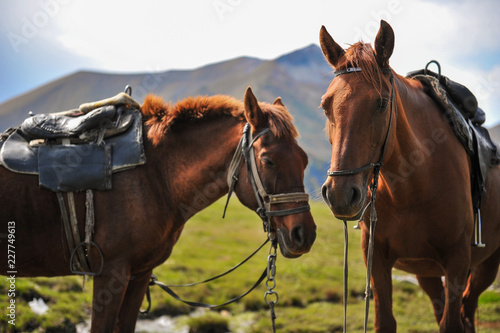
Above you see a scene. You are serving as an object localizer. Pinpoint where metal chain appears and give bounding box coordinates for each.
[264,242,279,333]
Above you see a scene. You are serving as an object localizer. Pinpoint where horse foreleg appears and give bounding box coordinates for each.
[115,270,153,332]
[416,275,444,324]
[363,232,396,333]
[440,249,470,333]
[91,266,131,332]
[462,249,500,333]
[371,261,396,332]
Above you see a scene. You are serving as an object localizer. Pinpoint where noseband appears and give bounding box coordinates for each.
[224,123,310,233]
[326,67,396,179]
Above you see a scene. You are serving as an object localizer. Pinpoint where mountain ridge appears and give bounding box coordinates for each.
[3,44,497,191]
[0,44,332,192]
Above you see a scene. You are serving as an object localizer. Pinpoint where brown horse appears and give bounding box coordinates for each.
[319,21,500,332]
[0,87,316,332]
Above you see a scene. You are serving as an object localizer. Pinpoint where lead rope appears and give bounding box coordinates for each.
[340,171,379,333]
[265,240,279,333]
[342,220,348,333]
[363,170,380,332]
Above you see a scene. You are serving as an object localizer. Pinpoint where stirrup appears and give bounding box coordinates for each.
[70,241,104,276]
[472,210,486,248]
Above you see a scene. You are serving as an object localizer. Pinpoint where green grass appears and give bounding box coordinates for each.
[1,199,499,332]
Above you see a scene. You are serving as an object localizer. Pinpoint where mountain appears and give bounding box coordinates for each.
[0,44,334,193]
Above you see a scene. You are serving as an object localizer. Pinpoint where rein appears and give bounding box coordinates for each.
[141,238,273,312]
[323,66,396,333]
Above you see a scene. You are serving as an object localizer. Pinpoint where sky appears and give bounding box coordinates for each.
[1,0,500,126]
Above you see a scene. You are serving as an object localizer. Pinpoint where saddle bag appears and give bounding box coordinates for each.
[38,143,112,192]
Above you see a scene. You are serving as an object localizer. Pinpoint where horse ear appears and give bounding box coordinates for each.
[273,97,285,107]
[244,87,266,129]
[319,25,345,68]
[374,20,395,68]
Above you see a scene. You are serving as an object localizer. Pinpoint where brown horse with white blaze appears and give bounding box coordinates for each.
[0,87,316,332]
[319,21,500,332]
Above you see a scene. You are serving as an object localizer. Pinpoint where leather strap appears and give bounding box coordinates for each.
[167,239,269,287]
[149,268,268,309]
[223,133,245,218]
[141,239,271,314]
[328,163,380,177]
[57,192,75,263]
[57,192,92,273]
[67,192,92,273]
[269,193,309,204]
[266,205,311,217]
[334,67,362,76]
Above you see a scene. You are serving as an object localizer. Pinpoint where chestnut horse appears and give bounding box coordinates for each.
[0,87,316,332]
[320,21,500,332]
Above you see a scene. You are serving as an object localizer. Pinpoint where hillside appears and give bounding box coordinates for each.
[0,44,334,192]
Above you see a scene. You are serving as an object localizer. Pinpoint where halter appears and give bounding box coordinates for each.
[323,66,397,333]
[224,123,310,234]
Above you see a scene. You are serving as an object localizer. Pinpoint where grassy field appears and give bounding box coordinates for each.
[1,199,499,332]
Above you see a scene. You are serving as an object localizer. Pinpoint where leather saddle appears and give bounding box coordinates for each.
[407,64,500,212]
[407,66,482,123]
[0,92,146,192]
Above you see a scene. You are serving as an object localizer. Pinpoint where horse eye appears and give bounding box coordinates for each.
[377,98,389,112]
[262,158,276,168]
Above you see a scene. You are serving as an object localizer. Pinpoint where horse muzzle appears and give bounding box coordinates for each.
[275,212,317,258]
[322,177,367,220]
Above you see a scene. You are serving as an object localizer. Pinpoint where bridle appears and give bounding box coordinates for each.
[326,67,396,183]
[224,122,311,235]
[322,66,397,333]
[223,122,310,332]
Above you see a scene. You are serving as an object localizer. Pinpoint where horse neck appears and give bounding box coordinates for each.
[145,117,244,222]
[379,74,456,201]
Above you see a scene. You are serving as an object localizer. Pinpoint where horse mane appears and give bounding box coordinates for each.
[141,94,298,145]
[337,42,391,92]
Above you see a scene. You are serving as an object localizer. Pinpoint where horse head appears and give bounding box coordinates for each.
[319,20,396,220]
[232,87,316,258]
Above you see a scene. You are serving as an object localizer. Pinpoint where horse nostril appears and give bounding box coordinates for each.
[350,186,362,208]
[321,184,333,209]
[291,226,304,246]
